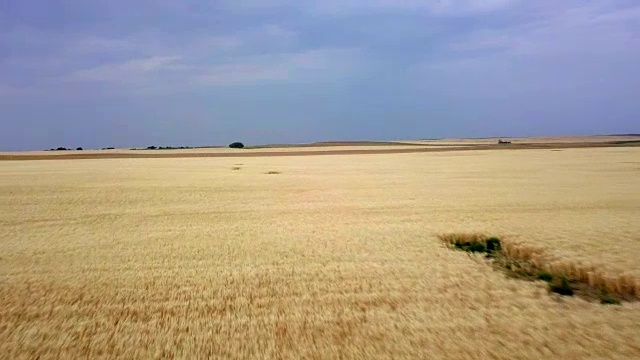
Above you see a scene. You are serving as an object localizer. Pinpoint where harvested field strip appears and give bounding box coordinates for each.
[247,141,426,148]
[2,141,640,161]
[439,233,640,304]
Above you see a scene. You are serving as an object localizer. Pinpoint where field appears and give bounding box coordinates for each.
[1,145,640,358]
[2,135,639,161]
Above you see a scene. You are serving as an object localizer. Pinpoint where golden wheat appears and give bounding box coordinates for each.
[1,147,640,359]
[438,233,640,299]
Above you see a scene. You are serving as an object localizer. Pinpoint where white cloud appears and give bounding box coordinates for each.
[68,37,138,55]
[3,19,318,96]
[446,2,640,58]
[197,36,244,51]
[263,24,296,39]
[68,56,185,83]
[449,31,512,52]
[591,6,640,23]
[194,48,361,86]
[0,83,28,97]
[426,0,518,15]
[195,63,289,85]
[226,0,518,15]
[412,0,640,105]
[61,47,361,93]
[8,0,637,99]
[63,24,292,61]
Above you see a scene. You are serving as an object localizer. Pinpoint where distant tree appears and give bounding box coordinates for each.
[56,147,68,151]
[146,146,157,150]
[229,142,245,149]
[76,147,83,151]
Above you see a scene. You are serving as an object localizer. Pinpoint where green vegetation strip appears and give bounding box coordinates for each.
[439,234,640,305]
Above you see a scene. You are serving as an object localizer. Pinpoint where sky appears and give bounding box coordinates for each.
[1,0,639,150]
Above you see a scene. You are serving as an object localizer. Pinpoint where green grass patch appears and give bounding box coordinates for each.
[537,272,553,282]
[438,233,637,305]
[445,234,501,256]
[600,292,621,305]
[549,276,574,296]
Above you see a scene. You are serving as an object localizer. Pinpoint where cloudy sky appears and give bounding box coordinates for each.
[1,0,639,150]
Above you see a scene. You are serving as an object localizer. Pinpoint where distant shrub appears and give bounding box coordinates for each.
[485,237,501,252]
[549,276,574,296]
[146,146,157,150]
[440,232,634,304]
[600,293,621,305]
[159,146,190,150]
[229,142,245,149]
[537,272,553,282]
[76,147,83,151]
[444,234,501,255]
[55,147,68,151]
[465,242,487,253]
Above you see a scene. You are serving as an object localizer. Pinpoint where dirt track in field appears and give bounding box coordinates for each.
[1,141,639,161]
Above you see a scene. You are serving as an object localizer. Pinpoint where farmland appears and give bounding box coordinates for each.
[1,145,640,358]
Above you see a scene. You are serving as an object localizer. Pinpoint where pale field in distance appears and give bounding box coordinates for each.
[404,134,640,145]
[1,147,640,359]
[0,144,428,157]
[5,134,638,158]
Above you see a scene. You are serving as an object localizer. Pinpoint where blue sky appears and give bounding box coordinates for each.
[1,0,639,150]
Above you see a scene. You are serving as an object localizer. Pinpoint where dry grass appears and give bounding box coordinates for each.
[1,147,640,358]
[2,135,639,161]
[439,233,640,302]
[404,134,640,146]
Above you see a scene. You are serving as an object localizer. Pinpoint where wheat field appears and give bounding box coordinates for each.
[1,147,640,359]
